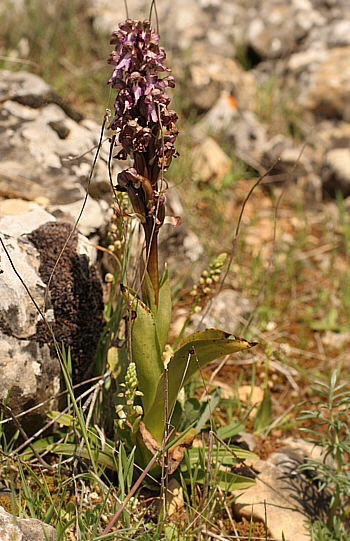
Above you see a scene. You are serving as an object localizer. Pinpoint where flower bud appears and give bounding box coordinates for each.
[135,405,143,416]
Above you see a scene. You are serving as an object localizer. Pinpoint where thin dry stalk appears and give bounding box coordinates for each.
[101,438,169,535]
[0,55,40,68]
[161,364,169,518]
[217,486,241,541]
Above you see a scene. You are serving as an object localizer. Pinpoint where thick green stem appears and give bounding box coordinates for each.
[144,222,159,306]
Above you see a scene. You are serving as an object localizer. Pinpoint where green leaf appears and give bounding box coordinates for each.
[121,285,164,416]
[195,387,221,432]
[25,442,118,471]
[46,411,74,427]
[183,446,259,465]
[155,265,172,354]
[141,268,157,315]
[176,398,201,432]
[107,346,122,380]
[180,443,257,491]
[180,465,255,491]
[308,308,346,332]
[217,421,245,440]
[144,329,257,443]
[253,390,273,434]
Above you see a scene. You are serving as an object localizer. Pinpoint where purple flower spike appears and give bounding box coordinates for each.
[108,20,180,305]
[107,19,178,186]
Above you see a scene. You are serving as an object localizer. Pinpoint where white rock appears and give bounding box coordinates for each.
[0,505,57,541]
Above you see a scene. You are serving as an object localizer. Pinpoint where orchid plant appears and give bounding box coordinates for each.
[106,19,256,466]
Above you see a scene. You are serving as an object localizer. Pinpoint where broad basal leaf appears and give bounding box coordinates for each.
[143,329,257,443]
[121,285,163,415]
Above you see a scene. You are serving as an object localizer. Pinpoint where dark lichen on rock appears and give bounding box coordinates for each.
[28,221,104,383]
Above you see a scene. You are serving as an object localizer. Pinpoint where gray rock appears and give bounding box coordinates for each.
[322,147,350,198]
[0,505,57,541]
[191,289,252,333]
[0,69,82,121]
[0,205,104,436]
[0,69,122,209]
[49,196,112,237]
[190,133,231,187]
[289,46,350,121]
[233,437,330,541]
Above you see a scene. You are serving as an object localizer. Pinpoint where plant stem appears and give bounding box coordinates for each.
[144,224,159,306]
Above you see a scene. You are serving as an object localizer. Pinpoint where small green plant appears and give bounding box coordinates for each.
[298,370,350,539]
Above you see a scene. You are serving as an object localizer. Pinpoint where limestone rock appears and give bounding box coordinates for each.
[173,289,252,338]
[233,437,330,541]
[0,70,82,121]
[191,136,231,187]
[49,196,112,237]
[0,69,122,208]
[0,205,103,436]
[247,2,326,60]
[321,147,350,198]
[294,47,350,121]
[0,505,57,541]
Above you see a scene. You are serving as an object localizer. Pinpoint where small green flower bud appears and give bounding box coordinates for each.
[212,253,227,268]
[202,270,209,277]
[135,390,144,396]
[212,275,220,282]
[115,404,124,414]
[105,273,114,283]
[110,223,117,232]
[199,277,205,284]
[206,277,213,285]
[125,362,137,385]
[203,287,211,294]
[194,305,202,313]
[126,399,133,406]
[190,289,197,296]
[135,405,143,416]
